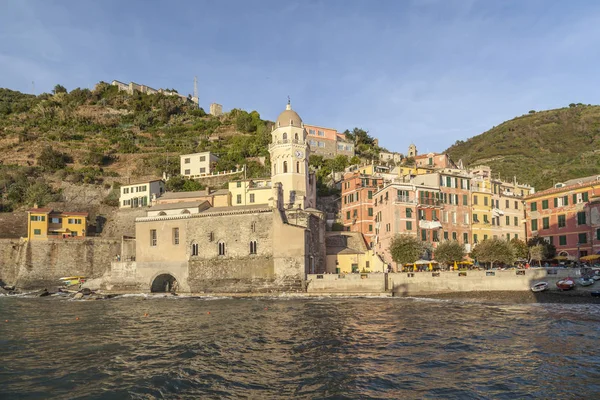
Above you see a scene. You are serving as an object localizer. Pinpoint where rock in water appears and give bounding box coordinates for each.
[80,288,92,296]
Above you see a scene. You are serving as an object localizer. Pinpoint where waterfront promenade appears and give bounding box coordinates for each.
[306,268,596,296]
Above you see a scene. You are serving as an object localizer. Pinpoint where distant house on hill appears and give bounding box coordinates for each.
[180,152,220,178]
[303,124,355,159]
[120,179,165,208]
[27,208,88,240]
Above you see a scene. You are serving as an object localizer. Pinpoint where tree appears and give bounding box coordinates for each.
[529,244,546,267]
[403,156,415,166]
[309,155,325,169]
[434,240,466,267]
[165,175,204,192]
[24,181,57,207]
[510,238,529,260]
[330,155,349,172]
[53,84,67,94]
[389,234,423,265]
[470,238,516,268]
[349,155,361,165]
[527,237,556,259]
[37,146,70,170]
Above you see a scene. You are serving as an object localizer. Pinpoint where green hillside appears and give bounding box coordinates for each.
[445,104,600,190]
[0,83,275,210]
[0,83,371,211]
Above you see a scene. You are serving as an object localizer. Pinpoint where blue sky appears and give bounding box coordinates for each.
[2,0,600,153]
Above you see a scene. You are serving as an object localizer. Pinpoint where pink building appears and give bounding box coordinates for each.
[304,124,354,159]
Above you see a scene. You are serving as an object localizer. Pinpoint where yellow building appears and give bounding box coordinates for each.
[228,179,273,206]
[324,232,385,273]
[471,177,493,244]
[27,208,88,241]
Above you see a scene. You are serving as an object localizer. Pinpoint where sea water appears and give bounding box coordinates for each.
[1,296,599,399]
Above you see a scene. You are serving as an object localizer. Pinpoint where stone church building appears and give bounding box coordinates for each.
[104,102,326,293]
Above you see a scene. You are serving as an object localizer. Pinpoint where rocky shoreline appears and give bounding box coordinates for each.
[3,283,600,304]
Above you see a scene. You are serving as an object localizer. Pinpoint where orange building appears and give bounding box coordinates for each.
[340,171,383,246]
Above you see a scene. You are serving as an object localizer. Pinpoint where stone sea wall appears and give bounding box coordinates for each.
[307,269,579,295]
[0,238,120,289]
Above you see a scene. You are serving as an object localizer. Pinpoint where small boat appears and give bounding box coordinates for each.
[578,277,594,286]
[591,291,600,298]
[531,282,549,292]
[59,276,86,287]
[556,277,575,291]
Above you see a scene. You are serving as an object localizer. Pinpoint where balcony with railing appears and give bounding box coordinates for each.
[268,139,306,149]
[394,196,417,204]
[418,198,443,207]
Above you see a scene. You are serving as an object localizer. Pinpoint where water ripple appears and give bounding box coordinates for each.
[0,297,599,399]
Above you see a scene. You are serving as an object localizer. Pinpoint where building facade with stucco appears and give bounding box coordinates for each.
[101,102,326,293]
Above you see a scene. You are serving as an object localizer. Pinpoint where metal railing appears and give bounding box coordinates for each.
[394,196,417,204]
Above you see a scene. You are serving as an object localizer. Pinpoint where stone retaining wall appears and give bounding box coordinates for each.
[0,238,120,289]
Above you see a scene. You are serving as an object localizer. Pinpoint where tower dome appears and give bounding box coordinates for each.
[276,101,302,128]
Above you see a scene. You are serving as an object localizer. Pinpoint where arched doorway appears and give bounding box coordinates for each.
[151,274,177,293]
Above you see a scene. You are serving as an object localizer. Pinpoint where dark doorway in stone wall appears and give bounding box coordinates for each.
[151,274,177,293]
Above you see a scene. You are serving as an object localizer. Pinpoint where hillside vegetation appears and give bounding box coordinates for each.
[0,83,275,210]
[0,83,380,211]
[446,104,600,190]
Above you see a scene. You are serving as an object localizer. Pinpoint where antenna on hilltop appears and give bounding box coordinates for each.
[32,81,35,95]
[193,76,199,108]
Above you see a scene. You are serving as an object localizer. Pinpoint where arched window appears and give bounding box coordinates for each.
[181,209,190,214]
[283,161,288,173]
[191,242,199,256]
[249,240,257,255]
[158,211,167,216]
[294,132,299,140]
[296,162,300,173]
[282,132,287,140]
[218,241,226,256]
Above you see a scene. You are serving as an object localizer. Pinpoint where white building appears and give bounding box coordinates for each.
[120,179,165,208]
[180,152,220,178]
[379,151,403,164]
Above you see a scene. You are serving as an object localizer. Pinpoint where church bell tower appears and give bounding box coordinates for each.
[268,100,310,209]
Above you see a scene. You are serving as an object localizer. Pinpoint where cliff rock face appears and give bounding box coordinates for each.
[0,238,120,289]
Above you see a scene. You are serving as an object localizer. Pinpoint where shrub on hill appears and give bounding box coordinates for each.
[37,147,72,171]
